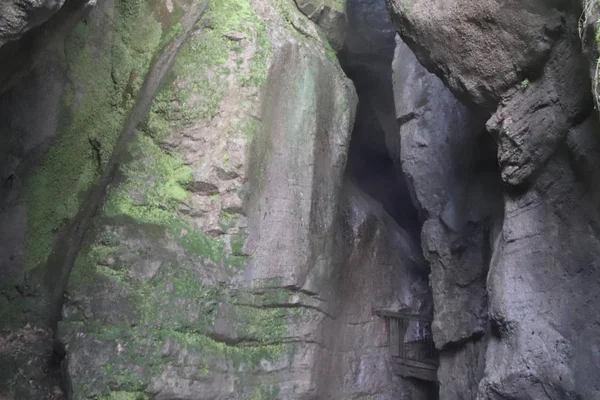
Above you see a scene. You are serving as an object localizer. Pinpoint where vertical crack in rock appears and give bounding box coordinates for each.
[314,0,437,398]
[390,30,504,400]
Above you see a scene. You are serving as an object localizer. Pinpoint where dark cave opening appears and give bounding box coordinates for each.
[339,0,422,244]
[335,0,438,396]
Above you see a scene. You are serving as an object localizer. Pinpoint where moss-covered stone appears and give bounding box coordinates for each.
[59,0,296,398]
[22,0,176,271]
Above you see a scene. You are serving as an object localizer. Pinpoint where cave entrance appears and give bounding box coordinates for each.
[337,0,438,391]
[339,0,422,241]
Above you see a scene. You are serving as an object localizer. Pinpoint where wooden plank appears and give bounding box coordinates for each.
[392,357,438,369]
[393,362,437,382]
[390,318,400,357]
[374,309,432,322]
[398,318,405,358]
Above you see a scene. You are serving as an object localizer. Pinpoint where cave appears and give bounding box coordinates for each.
[341,0,422,241]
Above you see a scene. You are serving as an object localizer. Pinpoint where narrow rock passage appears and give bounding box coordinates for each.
[323,0,438,397]
[340,0,422,242]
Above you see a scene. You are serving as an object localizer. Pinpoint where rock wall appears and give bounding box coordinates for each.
[392,35,502,399]
[5,0,600,398]
[0,0,436,398]
[315,181,433,400]
[387,0,600,398]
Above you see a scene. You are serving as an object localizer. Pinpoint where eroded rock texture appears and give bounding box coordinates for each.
[392,35,501,399]
[293,0,347,52]
[387,0,600,398]
[0,0,67,46]
[316,181,433,400]
[0,0,438,398]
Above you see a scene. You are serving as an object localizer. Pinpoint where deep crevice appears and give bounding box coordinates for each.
[334,0,437,395]
[339,0,422,243]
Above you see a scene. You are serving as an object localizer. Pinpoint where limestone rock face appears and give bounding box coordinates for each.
[2,0,438,397]
[316,181,433,400]
[53,0,358,398]
[386,0,578,110]
[294,0,347,51]
[388,0,600,398]
[0,0,66,46]
[392,35,501,399]
[481,119,600,399]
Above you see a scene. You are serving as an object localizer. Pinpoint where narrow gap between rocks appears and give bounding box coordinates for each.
[339,0,422,242]
[335,0,437,395]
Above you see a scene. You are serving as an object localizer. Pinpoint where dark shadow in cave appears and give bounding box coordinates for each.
[338,0,422,243]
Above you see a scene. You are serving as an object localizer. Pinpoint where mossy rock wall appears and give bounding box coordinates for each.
[48,0,357,399]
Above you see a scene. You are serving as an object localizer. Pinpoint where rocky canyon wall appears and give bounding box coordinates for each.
[387,0,600,398]
[0,0,434,399]
[3,0,600,399]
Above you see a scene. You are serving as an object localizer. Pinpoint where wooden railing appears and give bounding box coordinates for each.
[375,309,438,382]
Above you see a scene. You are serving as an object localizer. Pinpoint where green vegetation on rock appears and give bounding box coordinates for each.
[22,0,174,271]
[59,1,294,397]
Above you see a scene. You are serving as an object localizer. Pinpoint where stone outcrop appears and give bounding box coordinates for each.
[392,34,501,399]
[0,0,96,94]
[387,0,600,398]
[0,0,78,47]
[0,0,436,398]
[293,0,347,52]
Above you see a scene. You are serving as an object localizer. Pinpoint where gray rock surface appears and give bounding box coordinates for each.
[388,0,600,398]
[294,0,347,51]
[0,0,65,46]
[581,0,600,110]
[386,0,578,111]
[3,0,600,398]
[481,117,600,399]
[316,181,433,400]
[392,35,501,399]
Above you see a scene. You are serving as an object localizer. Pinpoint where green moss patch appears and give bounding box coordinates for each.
[22,0,182,271]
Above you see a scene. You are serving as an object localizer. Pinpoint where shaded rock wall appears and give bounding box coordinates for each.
[387,0,600,398]
[391,35,502,399]
[293,0,347,52]
[316,181,433,400]
[0,0,80,47]
[341,0,421,238]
